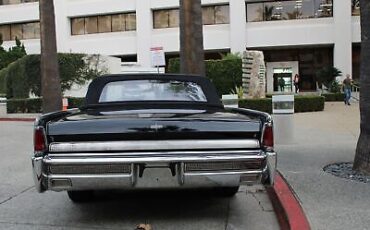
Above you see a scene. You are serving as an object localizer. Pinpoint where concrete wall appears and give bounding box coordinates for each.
[0,0,361,80]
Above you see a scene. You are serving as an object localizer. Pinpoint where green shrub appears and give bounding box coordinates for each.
[7,98,42,113]
[294,96,325,112]
[322,93,345,102]
[238,95,325,114]
[239,98,272,114]
[3,54,103,99]
[168,57,242,96]
[67,97,86,108]
[6,97,85,113]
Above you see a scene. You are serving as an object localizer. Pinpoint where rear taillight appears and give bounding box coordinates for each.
[262,125,274,150]
[34,126,46,152]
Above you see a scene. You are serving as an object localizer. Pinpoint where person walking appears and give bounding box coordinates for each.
[294,74,300,93]
[278,77,285,92]
[343,74,352,106]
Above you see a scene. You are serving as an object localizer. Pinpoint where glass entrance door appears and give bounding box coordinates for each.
[273,68,293,93]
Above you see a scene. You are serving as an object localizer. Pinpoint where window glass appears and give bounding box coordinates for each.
[10,24,22,40]
[98,15,112,33]
[85,16,98,34]
[125,13,136,31]
[112,14,125,32]
[168,9,179,28]
[154,10,169,29]
[99,80,207,103]
[246,0,333,22]
[215,5,229,24]
[71,18,85,35]
[0,25,11,41]
[22,22,37,39]
[247,3,263,22]
[202,6,215,25]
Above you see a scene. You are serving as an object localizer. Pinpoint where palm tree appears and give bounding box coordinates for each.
[179,0,205,76]
[353,1,370,174]
[39,0,62,113]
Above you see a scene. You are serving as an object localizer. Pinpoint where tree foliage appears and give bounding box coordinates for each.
[0,36,27,71]
[0,54,105,98]
[316,66,342,92]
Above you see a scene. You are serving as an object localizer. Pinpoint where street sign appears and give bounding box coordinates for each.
[150,47,166,67]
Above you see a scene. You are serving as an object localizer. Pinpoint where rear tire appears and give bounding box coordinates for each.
[67,190,94,203]
[217,186,240,197]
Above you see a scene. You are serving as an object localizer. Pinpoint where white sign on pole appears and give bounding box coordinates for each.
[150,47,166,67]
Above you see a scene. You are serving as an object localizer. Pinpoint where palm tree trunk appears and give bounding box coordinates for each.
[179,0,205,76]
[39,0,62,113]
[353,0,370,174]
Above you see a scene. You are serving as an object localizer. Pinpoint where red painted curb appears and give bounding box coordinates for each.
[0,118,36,122]
[267,171,311,230]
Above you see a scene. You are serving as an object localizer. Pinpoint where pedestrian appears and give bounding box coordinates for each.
[294,74,300,93]
[278,78,285,92]
[343,74,352,106]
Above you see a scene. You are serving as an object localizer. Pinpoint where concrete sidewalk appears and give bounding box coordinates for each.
[276,102,369,230]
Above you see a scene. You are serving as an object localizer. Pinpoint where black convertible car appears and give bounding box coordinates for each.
[32,74,276,202]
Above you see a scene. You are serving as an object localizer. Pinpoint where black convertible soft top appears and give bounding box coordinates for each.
[84,74,223,109]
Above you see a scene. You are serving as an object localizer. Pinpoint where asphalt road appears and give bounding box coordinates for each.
[0,121,278,230]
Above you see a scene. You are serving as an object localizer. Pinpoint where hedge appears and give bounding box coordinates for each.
[238,98,272,114]
[6,97,85,113]
[168,58,242,96]
[6,95,325,114]
[239,95,325,114]
[0,54,102,98]
[322,93,345,102]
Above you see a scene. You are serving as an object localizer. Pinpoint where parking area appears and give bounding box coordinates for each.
[0,121,279,230]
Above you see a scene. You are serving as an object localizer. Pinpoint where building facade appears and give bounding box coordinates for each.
[0,0,362,93]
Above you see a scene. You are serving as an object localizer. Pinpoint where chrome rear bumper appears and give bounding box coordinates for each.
[32,150,276,192]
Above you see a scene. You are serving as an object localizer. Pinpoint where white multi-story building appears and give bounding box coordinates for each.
[0,0,361,93]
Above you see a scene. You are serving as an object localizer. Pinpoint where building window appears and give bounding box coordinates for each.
[203,5,230,25]
[0,0,38,5]
[71,12,136,36]
[352,0,360,16]
[153,5,229,29]
[246,0,333,22]
[153,9,179,29]
[0,21,40,41]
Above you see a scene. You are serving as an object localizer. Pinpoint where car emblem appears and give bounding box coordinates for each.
[150,124,163,131]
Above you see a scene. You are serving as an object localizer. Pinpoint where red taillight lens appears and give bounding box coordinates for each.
[262,125,274,149]
[34,127,46,152]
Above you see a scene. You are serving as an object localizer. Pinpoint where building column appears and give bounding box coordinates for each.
[229,0,247,54]
[333,0,352,80]
[136,2,152,69]
[53,0,68,53]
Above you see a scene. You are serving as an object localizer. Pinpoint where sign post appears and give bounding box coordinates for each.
[150,47,166,73]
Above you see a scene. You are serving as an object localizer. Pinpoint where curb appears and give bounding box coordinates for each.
[266,171,311,230]
[0,118,36,122]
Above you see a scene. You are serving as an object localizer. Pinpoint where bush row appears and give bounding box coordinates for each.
[239,95,325,113]
[322,93,345,102]
[6,97,85,113]
[168,58,242,96]
[7,95,325,114]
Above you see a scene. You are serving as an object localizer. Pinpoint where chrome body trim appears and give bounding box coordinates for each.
[32,150,276,192]
[49,139,260,153]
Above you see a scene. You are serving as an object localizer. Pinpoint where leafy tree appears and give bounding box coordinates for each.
[353,0,370,175]
[0,36,27,70]
[316,66,342,92]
